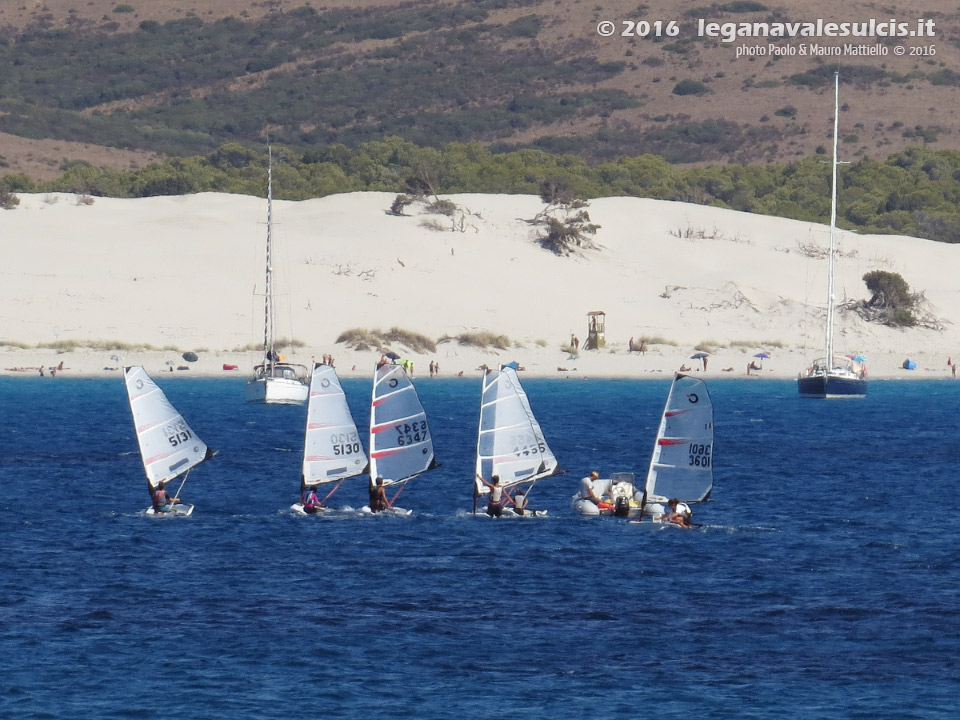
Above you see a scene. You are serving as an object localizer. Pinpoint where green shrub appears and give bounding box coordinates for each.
[672,79,711,96]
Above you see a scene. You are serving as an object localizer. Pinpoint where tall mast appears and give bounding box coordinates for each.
[824,72,840,364]
[263,146,275,373]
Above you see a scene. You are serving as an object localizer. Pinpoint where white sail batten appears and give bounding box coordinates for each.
[302,363,368,486]
[369,363,436,486]
[124,366,211,490]
[475,367,559,492]
[644,373,713,504]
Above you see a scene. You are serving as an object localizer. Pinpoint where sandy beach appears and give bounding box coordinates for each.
[2,190,958,381]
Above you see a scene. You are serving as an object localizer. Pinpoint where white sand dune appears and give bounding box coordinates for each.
[2,191,958,380]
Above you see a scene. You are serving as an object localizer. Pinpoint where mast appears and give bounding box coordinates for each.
[262,146,275,375]
[824,72,840,365]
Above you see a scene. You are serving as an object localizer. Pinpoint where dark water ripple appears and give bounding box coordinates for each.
[1,376,958,718]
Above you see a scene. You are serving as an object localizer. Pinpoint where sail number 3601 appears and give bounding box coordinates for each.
[396,421,428,446]
[688,443,712,467]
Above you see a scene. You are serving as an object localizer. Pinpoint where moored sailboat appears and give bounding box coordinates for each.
[245,147,308,405]
[474,364,562,516]
[123,366,215,515]
[797,72,867,398]
[292,362,368,514]
[367,361,437,514]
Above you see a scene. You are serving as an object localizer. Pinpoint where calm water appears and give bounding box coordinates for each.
[0,375,957,719]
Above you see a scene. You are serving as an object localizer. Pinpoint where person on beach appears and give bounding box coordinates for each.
[151,480,179,513]
[663,498,693,528]
[369,477,389,513]
[579,471,602,506]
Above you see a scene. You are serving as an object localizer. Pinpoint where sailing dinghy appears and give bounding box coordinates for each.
[366,362,437,514]
[124,366,215,516]
[474,365,562,517]
[292,362,368,514]
[245,147,309,405]
[635,373,714,526]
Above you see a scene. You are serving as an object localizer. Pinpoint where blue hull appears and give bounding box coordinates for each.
[797,375,867,398]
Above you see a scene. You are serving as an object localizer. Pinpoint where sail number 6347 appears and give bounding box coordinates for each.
[396,421,428,446]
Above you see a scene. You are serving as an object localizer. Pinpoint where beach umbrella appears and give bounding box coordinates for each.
[853,354,866,362]
[753,352,770,368]
[690,351,709,370]
[385,351,401,360]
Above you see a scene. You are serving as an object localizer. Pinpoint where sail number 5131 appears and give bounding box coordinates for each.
[165,420,193,448]
[688,443,712,467]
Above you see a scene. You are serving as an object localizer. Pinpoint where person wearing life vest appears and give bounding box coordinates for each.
[300,480,323,514]
[514,488,529,516]
[151,480,178,513]
[664,498,693,528]
[485,475,505,518]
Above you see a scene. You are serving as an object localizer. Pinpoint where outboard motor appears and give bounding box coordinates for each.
[614,495,631,517]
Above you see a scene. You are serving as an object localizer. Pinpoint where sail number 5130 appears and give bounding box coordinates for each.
[688,443,712,467]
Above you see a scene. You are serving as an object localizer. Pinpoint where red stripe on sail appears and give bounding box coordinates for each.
[371,449,403,458]
[144,451,174,465]
[664,410,688,417]
[658,438,688,445]
[370,424,394,434]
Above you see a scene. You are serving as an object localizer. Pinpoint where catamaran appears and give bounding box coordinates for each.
[367,361,437,514]
[473,364,562,516]
[636,373,714,524]
[123,366,215,516]
[245,147,308,405]
[292,362,369,514]
[797,72,867,398]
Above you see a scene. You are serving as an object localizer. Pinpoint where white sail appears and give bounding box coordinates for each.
[124,366,212,490]
[475,366,559,493]
[369,363,436,487]
[644,373,713,504]
[303,363,368,485]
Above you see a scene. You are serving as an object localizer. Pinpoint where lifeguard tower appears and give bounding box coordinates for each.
[585,311,606,350]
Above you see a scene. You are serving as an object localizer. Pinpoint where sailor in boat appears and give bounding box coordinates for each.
[151,480,180,514]
[369,476,389,514]
[513,488,528,516]
[485,475,505,518]
[300,481,324,514]
[663,498,693,528]
[579,471,602,507]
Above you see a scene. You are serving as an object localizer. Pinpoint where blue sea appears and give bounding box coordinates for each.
[1,375,957,719]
